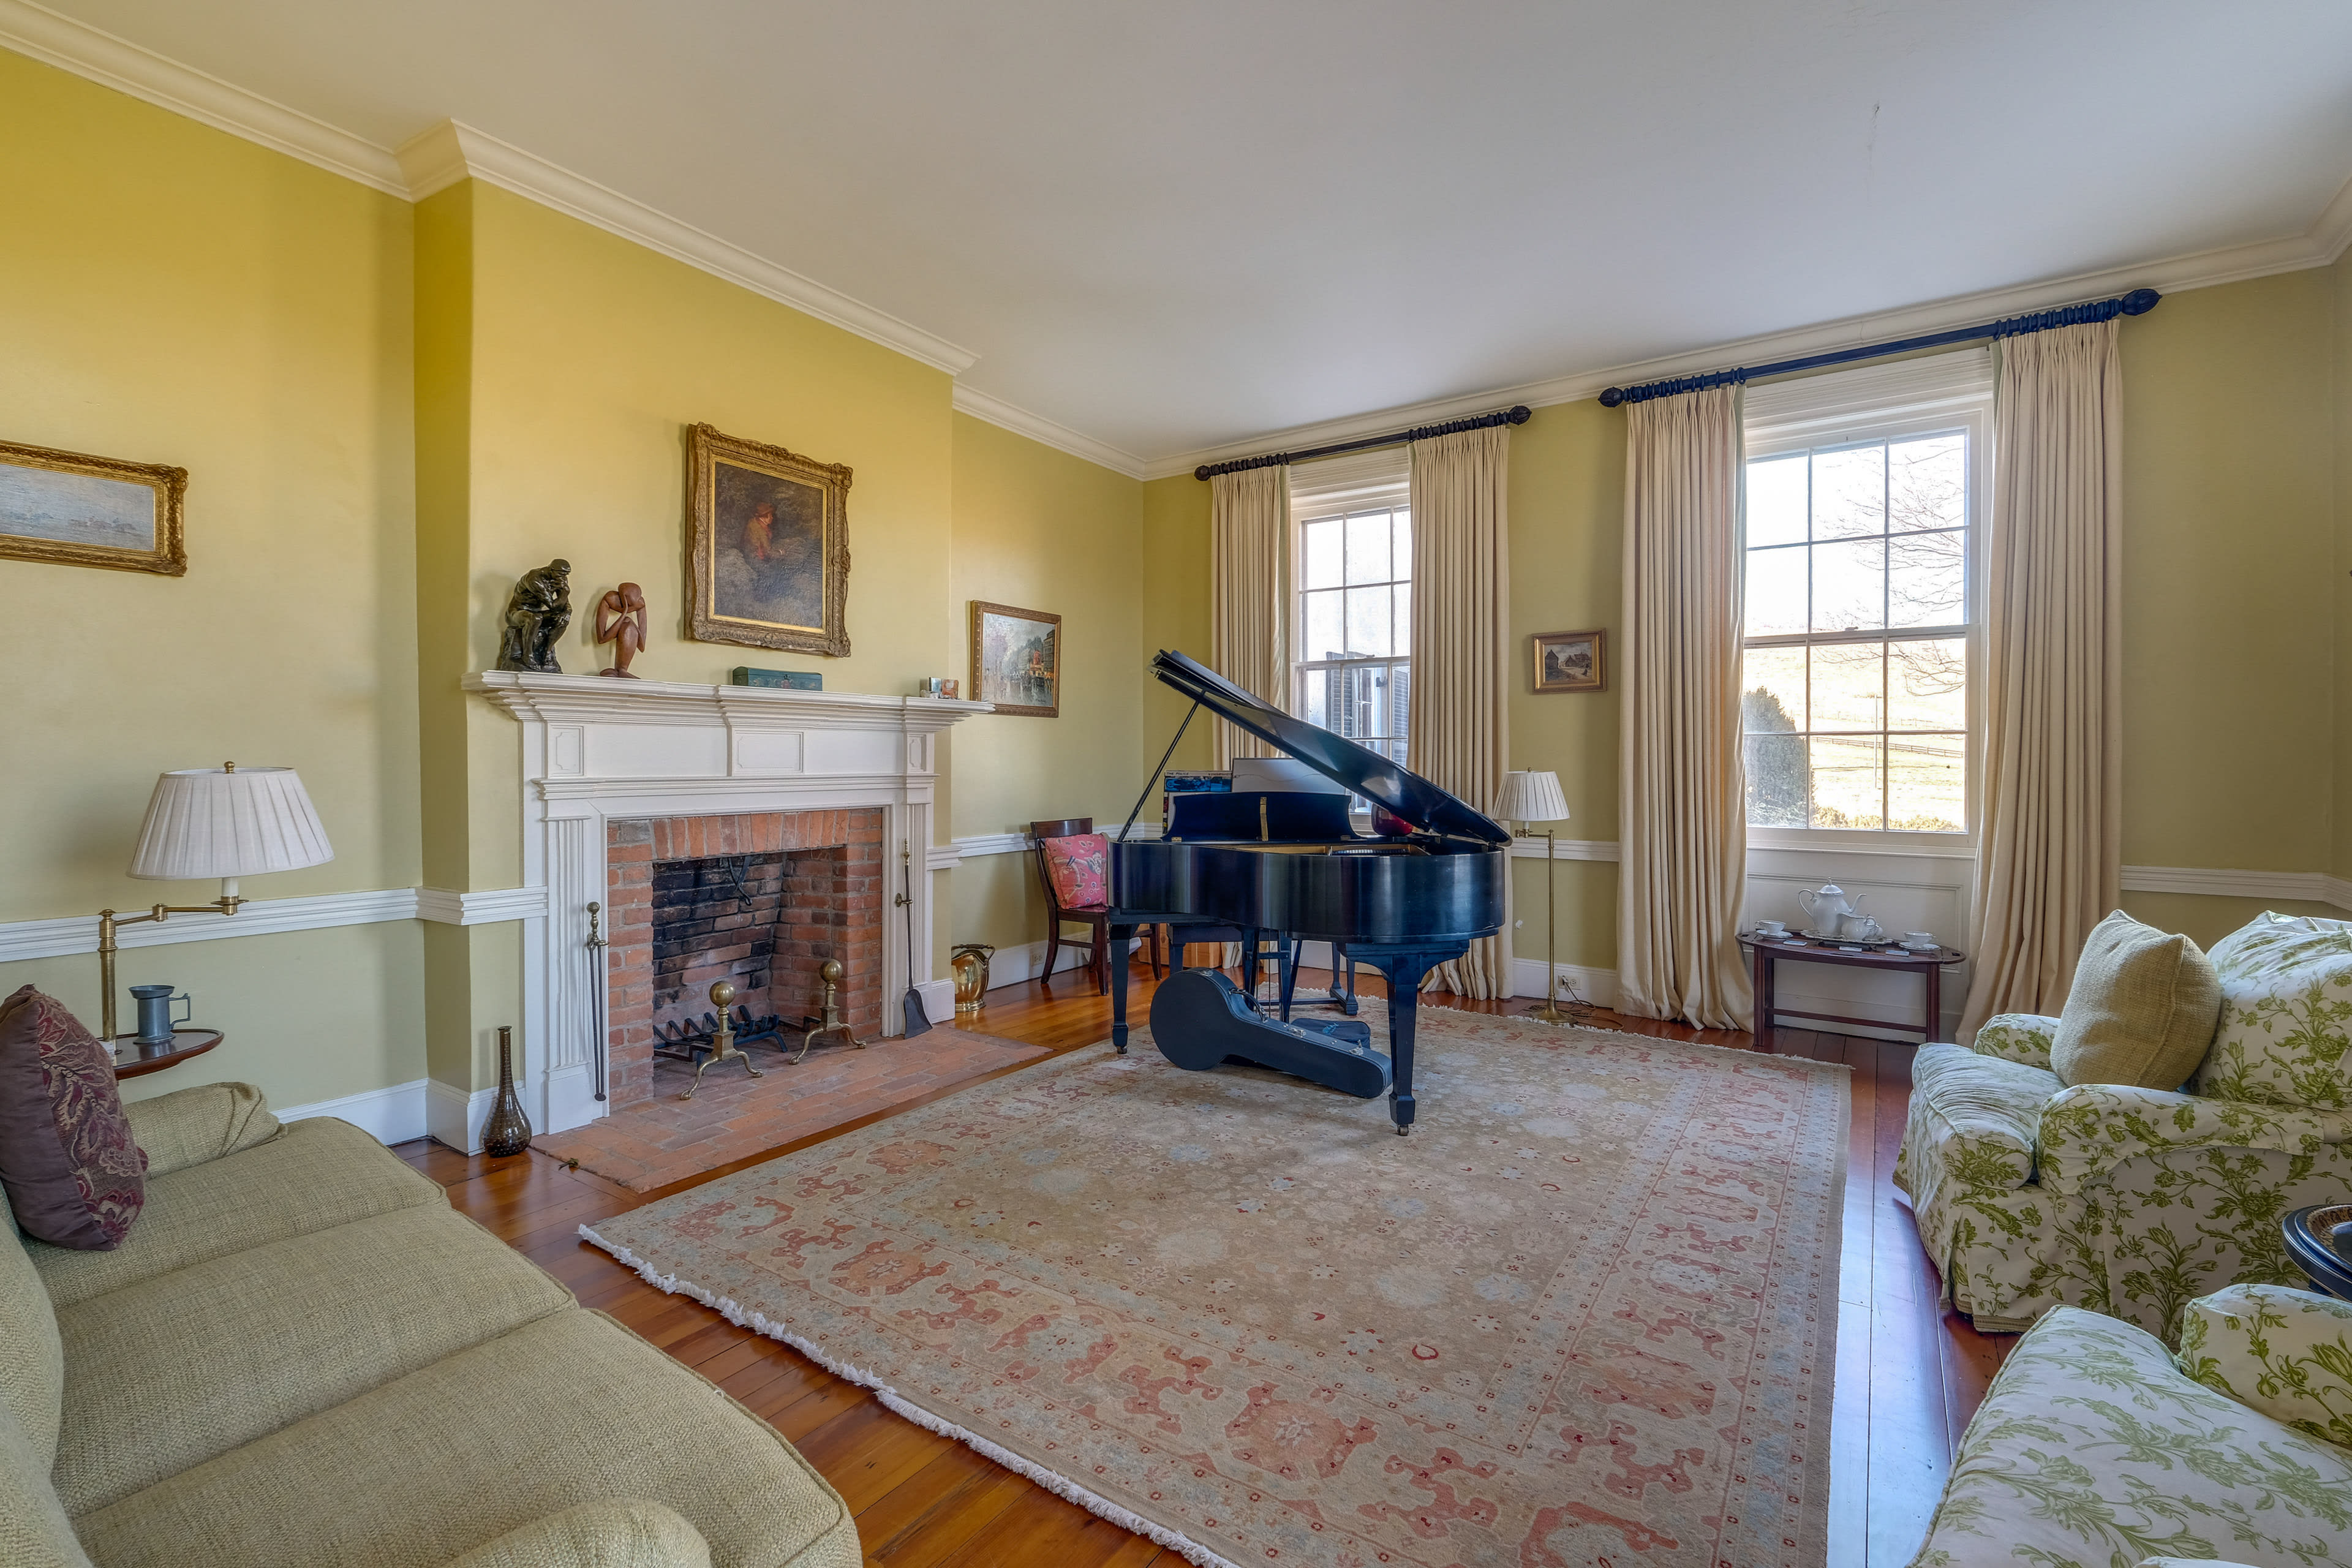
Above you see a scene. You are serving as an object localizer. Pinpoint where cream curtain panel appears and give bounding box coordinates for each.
[1407,425,1512,1000]
[1209,466,1290,767]
[1959,320,2125,1039]
[1617,386,1752,1030]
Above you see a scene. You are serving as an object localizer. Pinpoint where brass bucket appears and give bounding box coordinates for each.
[950,943,995,1014]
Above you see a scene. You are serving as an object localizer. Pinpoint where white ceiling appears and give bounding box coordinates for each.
[19,0,2352,469]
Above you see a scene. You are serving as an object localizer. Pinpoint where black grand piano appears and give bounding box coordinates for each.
[1102,650,1509,1134]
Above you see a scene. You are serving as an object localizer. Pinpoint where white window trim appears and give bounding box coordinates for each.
[1741,349,1995,853]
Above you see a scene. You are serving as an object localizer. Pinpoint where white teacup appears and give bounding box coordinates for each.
[1902,930,1936,948]
[1755,919,1788,938]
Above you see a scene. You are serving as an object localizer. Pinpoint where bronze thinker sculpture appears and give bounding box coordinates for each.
[596,581,647,678]
[497,559,572,673]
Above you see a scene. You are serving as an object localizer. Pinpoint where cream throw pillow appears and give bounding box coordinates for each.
[2050,911,2222,1089]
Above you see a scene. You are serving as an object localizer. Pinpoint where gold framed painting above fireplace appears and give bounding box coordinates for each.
[685,421,851,657]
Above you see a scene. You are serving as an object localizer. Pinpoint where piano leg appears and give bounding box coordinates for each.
[1363,951,1444,1136]
[1107,922,1136,1055]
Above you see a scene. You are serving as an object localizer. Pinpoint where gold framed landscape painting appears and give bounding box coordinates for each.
[0,437,186,576]
[686,422,852,657]
[970,601,1060,717]
[1532,628,1605,692]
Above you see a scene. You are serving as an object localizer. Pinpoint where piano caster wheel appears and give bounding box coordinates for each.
[1395,1125,1409,1136]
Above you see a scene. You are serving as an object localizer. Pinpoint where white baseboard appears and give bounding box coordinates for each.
[1508,957,1621,1011]
[914,978,955,1023]
[278,1078,429,1145]
[426,1079,498,1154]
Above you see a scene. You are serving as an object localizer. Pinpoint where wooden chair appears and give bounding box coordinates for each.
[1028,818,1164,993]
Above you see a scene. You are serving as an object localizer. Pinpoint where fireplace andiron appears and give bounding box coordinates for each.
[794,959,865,1065]
[678,980,764,1099]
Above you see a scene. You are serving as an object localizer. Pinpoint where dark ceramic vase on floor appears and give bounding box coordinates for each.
[481,1024,533,1157]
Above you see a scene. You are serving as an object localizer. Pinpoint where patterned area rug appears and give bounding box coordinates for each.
[537,1025,1047,1191]
[584,1006,1849,1567]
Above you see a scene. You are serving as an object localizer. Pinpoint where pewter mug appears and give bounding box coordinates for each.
[128,984,192,1046]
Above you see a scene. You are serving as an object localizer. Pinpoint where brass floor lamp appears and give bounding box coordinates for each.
[1492,770,1574,1025]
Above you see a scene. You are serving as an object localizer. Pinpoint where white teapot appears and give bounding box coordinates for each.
[1797,883,1861,930]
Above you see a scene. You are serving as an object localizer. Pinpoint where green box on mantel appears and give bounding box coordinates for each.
[731,666,822,690]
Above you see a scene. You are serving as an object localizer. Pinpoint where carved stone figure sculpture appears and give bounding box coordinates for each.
[497,559,572,674]
[597,581,647,678]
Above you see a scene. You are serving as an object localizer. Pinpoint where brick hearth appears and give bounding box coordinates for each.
[603,809,883,1107]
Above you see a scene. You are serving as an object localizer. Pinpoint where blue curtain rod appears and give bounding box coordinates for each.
[1596,286,2161,409]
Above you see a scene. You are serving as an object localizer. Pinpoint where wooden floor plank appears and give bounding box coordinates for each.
[401,962,2010,1568]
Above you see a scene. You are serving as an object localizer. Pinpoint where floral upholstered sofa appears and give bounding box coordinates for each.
[1894,913,2352,1336]
[1909,1283,2352,1568]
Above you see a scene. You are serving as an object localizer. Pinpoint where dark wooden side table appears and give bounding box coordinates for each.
[1740,935,1966,1046]
[110,1028,222,1079]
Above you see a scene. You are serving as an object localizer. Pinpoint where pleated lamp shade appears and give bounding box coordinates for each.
[1491,769,1570,825]
[127,766,334,885]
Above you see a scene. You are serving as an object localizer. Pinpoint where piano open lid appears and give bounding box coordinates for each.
[1148,649,1510,847]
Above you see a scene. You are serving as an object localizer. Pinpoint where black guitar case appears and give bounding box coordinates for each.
[1147,968,1390,1099]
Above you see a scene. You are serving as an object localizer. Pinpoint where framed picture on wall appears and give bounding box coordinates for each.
[0,437,186,576]
[1532,628,1606,692]
[686,422,853,657]
[970,601,1061,717]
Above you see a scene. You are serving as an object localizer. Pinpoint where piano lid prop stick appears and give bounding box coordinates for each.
[1116,696,1202,843]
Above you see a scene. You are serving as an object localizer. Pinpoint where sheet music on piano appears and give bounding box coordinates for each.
[1100,650,1509,1134]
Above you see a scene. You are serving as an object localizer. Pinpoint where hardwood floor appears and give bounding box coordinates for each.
[396,963,2006,1567]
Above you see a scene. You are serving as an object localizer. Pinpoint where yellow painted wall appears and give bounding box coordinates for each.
[1139,475,1215,777]
[0,52,424,1106]
[2334,245,2352,882]
[947,413,1145,952]
[2117,271,2338,874]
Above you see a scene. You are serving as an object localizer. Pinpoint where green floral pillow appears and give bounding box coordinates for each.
[2196,913,2352,1109]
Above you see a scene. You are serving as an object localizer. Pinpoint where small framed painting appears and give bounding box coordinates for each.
[687,422,852,657]
[0,437,186,576]
[1532,628,1605,692]
[971,601,1061,717]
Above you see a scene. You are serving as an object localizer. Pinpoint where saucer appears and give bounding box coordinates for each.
[1900,941,1939,952]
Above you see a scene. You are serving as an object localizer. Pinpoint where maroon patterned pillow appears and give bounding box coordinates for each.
[0,986,145,1249]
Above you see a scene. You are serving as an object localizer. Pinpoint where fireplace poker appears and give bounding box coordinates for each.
[586,900,608,1101]
[898,842,932,1038]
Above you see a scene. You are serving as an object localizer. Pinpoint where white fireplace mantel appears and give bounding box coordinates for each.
[462,670,992,1146]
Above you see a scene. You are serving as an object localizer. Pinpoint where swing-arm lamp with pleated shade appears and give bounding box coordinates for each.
[96,764,333,1041]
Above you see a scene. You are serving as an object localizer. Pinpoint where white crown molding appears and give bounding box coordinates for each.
[952,384,1145,480]
[7,6,2348,481]
[1139,171,2352,481]
[395,120,978,377]
[0,0,407,192]
[413,885,549,926]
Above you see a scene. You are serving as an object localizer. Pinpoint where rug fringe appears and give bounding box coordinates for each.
[577,1223,1242,1568]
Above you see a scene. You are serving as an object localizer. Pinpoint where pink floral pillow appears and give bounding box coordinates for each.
[0,985,146,1249]
[1040,833,1110,910]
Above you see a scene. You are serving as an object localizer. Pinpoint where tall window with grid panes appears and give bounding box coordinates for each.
[1294,487,1411,772]
[1741,360,1988,839]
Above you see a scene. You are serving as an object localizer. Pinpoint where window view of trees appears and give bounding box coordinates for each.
[1741,432,1969,832]
[1297,504,1411,771]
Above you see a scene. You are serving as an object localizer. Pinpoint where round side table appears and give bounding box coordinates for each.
[110,1028,223,1079]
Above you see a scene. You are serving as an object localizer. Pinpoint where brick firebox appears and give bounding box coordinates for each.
[603,809,884,1107]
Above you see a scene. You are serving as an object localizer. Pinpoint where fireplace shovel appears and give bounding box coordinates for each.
[898,843,932,1038]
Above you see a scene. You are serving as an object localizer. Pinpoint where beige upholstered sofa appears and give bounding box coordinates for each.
[2,1082,858,1568]
[1909,1283,2352,1568]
